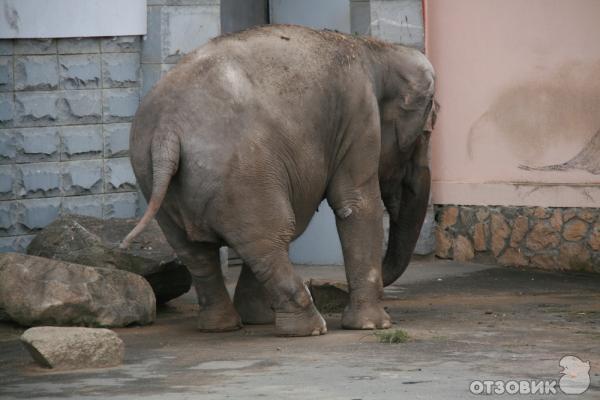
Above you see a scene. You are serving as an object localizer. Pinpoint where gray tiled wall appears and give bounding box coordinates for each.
[142,0,220,96]
[0,1,224,253]
[0,37,143,252]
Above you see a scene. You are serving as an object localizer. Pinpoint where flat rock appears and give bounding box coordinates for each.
[27,215,191,304]
[0,253,155,327]
[307,279,349,314]
[21,326,124,370]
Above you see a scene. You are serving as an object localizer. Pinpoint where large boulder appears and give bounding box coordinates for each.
[0,253,155,327]
[21,326,124,370]
[27,215,191,304]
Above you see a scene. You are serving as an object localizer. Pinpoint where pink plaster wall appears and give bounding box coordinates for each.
[425,0,600,207]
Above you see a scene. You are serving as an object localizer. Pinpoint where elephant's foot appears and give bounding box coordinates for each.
[234,292,274,325]
[197,303,243,332]
[341,302,392,330]
[275,303,327,337]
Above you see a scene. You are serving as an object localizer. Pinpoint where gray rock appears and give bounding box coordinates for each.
[20,326,124,369]
[18,197,61,231]
[27,215,191,304]
[0,252,155,327]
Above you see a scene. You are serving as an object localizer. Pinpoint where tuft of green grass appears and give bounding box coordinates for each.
[374,329,409,344]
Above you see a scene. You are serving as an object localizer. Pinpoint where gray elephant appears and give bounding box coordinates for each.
[121,25,436,337]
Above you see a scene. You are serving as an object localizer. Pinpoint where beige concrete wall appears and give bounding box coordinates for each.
[425,0,600,207]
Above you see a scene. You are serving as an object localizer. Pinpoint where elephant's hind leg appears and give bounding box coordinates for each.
[220,197,326,336]
[233,263,274,324]
[238,247,326,336]
[156,212,242,332]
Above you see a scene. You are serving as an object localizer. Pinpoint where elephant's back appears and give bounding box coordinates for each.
[132,25,354,167]
[147,24,374,113]
[135,24,379,137]
[130,24,384,176]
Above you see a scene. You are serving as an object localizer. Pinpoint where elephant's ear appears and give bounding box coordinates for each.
[424,99,439,133]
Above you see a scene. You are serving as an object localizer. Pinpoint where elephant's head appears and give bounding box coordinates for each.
[376,48,437,286]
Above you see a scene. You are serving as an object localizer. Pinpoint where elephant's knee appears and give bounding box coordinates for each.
[331,196,383,221]
[335,206,353,219]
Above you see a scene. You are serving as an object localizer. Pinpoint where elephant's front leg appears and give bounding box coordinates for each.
[329,178,392,330]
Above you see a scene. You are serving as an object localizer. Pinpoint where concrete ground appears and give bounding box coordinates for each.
[0,260,599,399]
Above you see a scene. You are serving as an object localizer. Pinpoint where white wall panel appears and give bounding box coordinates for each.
[0,0,147,39]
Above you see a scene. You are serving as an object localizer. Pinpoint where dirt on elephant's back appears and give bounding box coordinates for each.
[210,24,394,68]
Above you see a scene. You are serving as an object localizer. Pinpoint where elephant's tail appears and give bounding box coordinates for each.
[119,132,180,249]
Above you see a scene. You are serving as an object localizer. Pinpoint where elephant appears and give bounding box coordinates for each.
[121,25,436,337]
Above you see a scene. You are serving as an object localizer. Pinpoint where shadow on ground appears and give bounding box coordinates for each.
[1,260,598,399]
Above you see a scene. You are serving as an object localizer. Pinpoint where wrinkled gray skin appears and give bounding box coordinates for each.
[122,25,436,337]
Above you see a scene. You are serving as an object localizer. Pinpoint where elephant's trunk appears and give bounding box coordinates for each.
[381,155,431,287]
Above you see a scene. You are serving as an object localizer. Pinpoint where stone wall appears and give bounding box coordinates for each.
[370,0,424,51]
[435,205,599,272]
[142,0,220,96]
[0,37,142,252]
